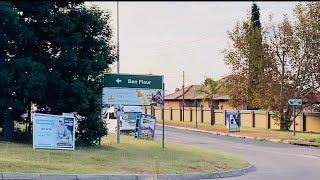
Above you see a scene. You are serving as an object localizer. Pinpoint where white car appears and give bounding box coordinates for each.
[103,106,142,134]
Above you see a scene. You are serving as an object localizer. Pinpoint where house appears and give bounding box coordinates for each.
[164,85,235,110]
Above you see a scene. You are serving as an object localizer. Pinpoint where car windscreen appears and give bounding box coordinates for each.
[122,112,138,120]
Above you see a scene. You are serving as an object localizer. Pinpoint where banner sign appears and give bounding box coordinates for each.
[225,112,241,131]
[102,88,164,106]
[33,113,75,150]
[103,73,164,107]
[140,114,156,139]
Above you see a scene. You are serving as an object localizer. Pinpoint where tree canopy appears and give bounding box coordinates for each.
[0,2,116,144]
[222,2,320,130]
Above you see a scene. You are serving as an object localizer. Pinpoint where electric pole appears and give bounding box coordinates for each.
[182,70,185,122]
[116,1,120,144]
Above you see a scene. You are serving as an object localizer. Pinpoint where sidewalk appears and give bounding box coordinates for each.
[157,121,320,147]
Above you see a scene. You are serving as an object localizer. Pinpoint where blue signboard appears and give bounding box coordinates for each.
[134,114,156,140]
[225,112,241,131]
[288,99,302,106]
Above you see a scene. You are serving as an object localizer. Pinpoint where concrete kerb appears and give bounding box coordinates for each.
[0,165,255,180]
[161,124,290,145]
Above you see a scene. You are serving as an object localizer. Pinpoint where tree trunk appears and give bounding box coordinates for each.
[3,109,14,140]
[280,105,291,130]
[27,101,32,136]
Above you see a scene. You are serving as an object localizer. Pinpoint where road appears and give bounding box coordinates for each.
[155,126,320,180]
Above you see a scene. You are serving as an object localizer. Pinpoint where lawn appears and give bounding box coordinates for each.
[160,120,320,142]
[0,134,248,175]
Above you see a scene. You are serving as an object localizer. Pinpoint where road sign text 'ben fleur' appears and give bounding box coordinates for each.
[104,74,163,89]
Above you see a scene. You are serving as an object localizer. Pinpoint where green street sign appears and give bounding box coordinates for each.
[104,73,163,89]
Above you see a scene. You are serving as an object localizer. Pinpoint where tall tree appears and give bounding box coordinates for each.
[1,2,115,144]
[265,2,320,129]
[0,2,47,139]
[247,3,265,109]
[223,2,320,130]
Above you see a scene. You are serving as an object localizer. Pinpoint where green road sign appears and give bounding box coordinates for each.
[104,73,163,89]
[288,99,302,106]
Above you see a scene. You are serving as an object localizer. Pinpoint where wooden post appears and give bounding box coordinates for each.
[251,111,255,128]
[266,111,270,129]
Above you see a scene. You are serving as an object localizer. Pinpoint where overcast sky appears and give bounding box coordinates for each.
[85,1,299,94]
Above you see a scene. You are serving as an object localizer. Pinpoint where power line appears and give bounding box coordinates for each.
[131,2,283,52]
[142,6,295,58]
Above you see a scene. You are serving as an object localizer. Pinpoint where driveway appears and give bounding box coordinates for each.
[155,126,320,180]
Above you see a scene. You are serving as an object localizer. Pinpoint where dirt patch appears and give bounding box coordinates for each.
[122,166,153,174]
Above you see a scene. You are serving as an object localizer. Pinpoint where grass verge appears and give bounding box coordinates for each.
[0,134,248,175]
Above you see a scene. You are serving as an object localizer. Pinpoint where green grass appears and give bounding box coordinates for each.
[0,134,248,175]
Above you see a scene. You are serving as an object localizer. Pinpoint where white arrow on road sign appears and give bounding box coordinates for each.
[116,78,122,84]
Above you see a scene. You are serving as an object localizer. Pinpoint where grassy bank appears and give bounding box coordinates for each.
[0,134,248,175]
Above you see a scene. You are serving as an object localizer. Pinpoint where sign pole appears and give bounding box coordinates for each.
[162,83,165,149]
[293,105,296,137]
[116,1,120,144]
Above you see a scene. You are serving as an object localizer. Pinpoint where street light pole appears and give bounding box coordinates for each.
[182,70,185,122]
[116,1,120,144]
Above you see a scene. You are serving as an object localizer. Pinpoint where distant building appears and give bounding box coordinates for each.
[164,85,234,110]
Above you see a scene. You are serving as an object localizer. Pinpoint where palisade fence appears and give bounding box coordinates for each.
[142,107,320,133]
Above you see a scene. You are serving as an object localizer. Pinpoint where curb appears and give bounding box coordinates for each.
[158,124,291,145]
[0,165,255,180]
[287,140,320,148]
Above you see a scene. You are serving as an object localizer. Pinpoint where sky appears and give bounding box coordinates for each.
[85,1,299,94]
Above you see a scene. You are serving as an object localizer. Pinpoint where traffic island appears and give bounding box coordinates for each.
[0,165,255,180]
[0,134,251,179]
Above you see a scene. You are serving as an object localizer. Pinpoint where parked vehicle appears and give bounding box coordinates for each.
[103,106,142,134]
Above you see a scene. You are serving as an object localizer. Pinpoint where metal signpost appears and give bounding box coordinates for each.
[102,73,164,144]
[288,99,302,136]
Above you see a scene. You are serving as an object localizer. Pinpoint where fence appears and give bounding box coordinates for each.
[142,107,320,133]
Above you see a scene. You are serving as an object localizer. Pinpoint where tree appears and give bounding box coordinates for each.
[195,77,219,108]
[0,2,48,139]
[222,3,274,109]
[1,2,116,144]
[264,2,320,129]
[223,2,320,130]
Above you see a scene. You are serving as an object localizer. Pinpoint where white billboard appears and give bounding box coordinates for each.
[102,88,164,106]
[33,113,75,150]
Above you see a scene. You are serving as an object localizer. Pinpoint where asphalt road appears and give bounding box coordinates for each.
[155,126,320,180]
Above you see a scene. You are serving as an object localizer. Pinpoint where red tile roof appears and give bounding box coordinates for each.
[165,84,230,101]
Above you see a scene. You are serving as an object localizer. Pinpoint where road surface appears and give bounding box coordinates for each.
[155,126,320,180]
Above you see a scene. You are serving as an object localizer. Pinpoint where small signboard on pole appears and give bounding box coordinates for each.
[288,99,302,136]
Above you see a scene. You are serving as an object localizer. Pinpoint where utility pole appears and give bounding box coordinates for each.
[116,1,120,74]
[116,1,120,144]
[182,70,185,122]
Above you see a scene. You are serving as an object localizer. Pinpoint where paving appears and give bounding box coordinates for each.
[154,125,320,180]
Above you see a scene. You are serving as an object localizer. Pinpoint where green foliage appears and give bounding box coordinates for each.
[310,137,320,143]
[0,2,115,144]
[251,3,261,28]
[195,78,219,108]
[223,2,320,130]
